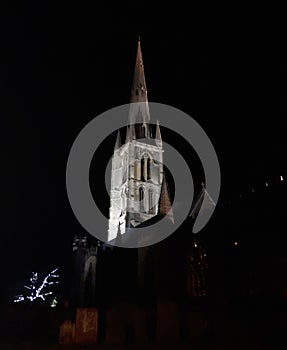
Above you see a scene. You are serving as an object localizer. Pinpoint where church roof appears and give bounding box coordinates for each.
[107,214,174,248]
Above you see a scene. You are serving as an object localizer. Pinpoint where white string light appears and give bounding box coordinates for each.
[14,268,59,303]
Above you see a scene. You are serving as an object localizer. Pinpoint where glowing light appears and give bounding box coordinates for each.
[50,297,58,308]
[281,175,284,181]
[265,182,269,187]
[14,268,59,304]
[14,295,24,303]
[194,240,197,248]
[234,241,238,246]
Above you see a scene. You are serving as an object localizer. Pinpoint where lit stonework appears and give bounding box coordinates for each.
[108,40,165,242]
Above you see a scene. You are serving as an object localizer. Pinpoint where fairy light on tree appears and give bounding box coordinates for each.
[14,268,59,304]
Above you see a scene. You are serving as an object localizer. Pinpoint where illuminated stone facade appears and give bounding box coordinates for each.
[108,40,164,242]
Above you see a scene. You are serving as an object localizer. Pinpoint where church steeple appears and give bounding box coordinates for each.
[108,39,164,242]
[128,38,150,139]
[130,38,148,104]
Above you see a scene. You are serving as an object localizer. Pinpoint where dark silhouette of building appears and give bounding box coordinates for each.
[72,39,208,311]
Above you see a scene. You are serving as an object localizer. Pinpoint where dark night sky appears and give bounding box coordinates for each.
[1,4,287,301]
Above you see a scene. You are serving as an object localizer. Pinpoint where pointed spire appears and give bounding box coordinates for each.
[158,173,174,223]
[125,126,130,144]
[129,38,150,138]
[125,123,136,144]
[155,120,162,147]
[130,123,136,140]
[131,38,147,103]
[114,130,121,151]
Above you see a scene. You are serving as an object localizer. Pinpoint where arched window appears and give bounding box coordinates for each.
[139,187,144,211]
[141,158,145,181]
[141,124,147,138]
[122,156,127,183]
[147,157,151,180]
[149,190,154,213]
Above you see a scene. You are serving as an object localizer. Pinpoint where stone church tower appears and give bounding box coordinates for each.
[108,39,166,242]
[72,39,176,307]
